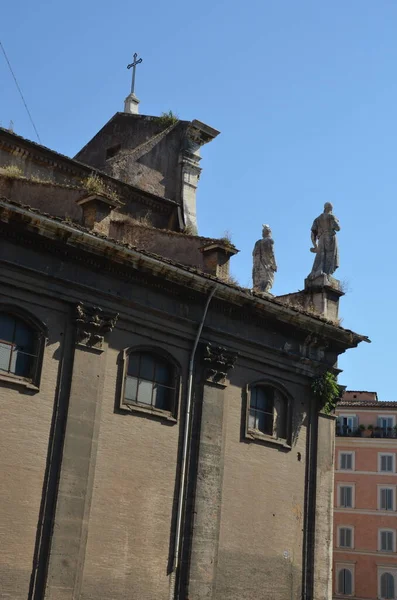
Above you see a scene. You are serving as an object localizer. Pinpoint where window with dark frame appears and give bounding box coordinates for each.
[0,313,39,380]
[340,486,353,508]
[380,488,394,511]
[380,454,394,473]
[123,351,176,414]
[248,384,288,440]
[380,530,394,552]
[339,527,352,548]
[340,453,353,470]
[381,573,395,599]
[338,568,353,595]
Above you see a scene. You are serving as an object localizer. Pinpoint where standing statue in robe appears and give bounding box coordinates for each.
[252,225,277,293]
[309,202,340,278]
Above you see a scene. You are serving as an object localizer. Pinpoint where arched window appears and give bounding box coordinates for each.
[0,312,42,384]
[121,349,178,418]
[381,573,395,599]
[247,383,289,441]
[338,568,353,595]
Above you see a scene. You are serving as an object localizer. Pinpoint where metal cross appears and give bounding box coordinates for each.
[127,53,143,95]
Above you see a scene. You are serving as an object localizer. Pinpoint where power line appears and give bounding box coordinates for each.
[0,40,42,144]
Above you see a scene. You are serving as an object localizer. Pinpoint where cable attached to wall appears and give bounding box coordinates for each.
[0,39,42,144]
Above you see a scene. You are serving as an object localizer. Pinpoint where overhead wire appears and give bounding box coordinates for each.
[0,39,42,144]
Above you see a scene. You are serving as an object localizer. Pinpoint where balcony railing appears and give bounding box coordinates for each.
[336,426,397,438]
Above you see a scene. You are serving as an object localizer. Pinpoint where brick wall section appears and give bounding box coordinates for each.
[0,289,67,600]
[0,176,83,220]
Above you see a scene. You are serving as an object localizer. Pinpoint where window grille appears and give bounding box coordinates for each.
[247,384,288,440]
[122,350,177,415]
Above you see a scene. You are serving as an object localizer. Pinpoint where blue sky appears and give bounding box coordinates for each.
[1,1,396,397]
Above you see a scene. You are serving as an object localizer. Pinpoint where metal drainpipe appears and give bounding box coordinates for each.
[169,285,217,600]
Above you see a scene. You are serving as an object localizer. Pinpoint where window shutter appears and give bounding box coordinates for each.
[341,454,346,469]
[338,569,344,594]
[388,418,393,428]
[381,489,386,509]
[387,489,393,510]
[346,487,352,507]
[381,455,387,471]
[339,528,345,546]
[346,454,352,470]
[381,573,395,599]
[346,528,352,548]
[388,456,394,472]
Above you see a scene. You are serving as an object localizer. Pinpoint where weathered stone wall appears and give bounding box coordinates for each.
[0,221,340,600]
[214,371,309,600]
[75,114,187,202]
[313,414,335,600]
[0,285,68,600]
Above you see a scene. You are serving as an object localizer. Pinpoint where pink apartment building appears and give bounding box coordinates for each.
[334,391,397,599]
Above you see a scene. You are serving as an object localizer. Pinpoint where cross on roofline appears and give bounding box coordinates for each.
[127,52,143,95]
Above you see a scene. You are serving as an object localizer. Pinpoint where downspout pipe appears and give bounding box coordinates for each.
[169,285,217,599]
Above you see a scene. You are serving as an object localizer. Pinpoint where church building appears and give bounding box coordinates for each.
[0,66,368,600]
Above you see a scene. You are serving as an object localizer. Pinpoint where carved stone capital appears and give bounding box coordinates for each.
[300,334,329,361]
[74,302,118,349]
[202,343,238,385]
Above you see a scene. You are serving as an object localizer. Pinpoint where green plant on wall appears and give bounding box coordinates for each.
[158,110,179,128]
[311,371,340,414]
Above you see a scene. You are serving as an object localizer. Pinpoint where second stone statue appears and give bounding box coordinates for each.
[252,224,277,293]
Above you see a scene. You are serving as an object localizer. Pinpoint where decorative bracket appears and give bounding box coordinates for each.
[74,302,118,349]
[202,342,238,385]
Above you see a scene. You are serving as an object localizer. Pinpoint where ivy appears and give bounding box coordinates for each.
[311,371,340,414]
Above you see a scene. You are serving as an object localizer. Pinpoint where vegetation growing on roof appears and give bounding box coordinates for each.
[311,371,340,414]
[219,230,234,247]
[82,173,119,203]
[158,110,179,128]
[0,165,24,179]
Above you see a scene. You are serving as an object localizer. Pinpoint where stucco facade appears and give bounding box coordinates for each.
[0,117,367,600]
[334,392,397,600]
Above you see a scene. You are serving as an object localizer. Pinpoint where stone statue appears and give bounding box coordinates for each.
[252,225,277,293]
[309,202,340,278]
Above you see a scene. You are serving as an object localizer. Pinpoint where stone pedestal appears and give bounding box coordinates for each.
[304,274,344,322]
[124,92,140,114]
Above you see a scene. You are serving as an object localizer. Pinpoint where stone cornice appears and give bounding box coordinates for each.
[0,198,369,352]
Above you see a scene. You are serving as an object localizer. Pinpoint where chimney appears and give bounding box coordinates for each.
[76,193,120,235]
[200,242,239,281]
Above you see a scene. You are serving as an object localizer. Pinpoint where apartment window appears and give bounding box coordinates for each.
[379,487,395,511]
[379,453,395,473]
[338,568,353,595]
[247,384,289,441]
[120,349,179,418]
[339,485,354,508]
[339,452,354,471]
[0,311,44,388]
[380,572,395,599]
[337,415,357,436]
[379,416,394,428]
[380,530,395,552]
[338,527,353,548]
